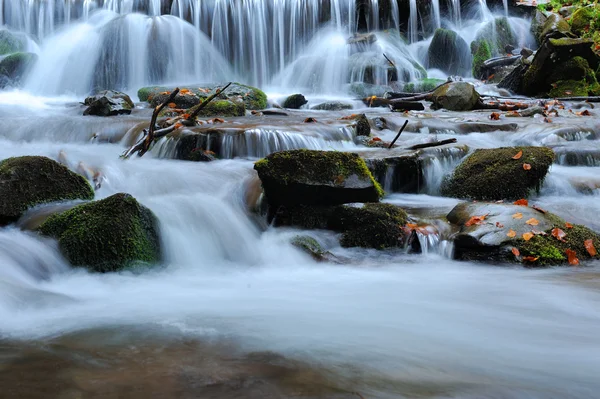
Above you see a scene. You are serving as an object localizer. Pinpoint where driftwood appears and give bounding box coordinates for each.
[388,120,409,149]
[364,82,449,107]
[481,55,520,69]
[408,138,457,150]
[554,96,600,102]
[389,101,425,111]
[122,82,232,159]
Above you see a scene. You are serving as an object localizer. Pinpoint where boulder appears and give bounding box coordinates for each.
[447,202,600,265]
[83,90,134,116]
[427,28,471,76]
[187,99,245,117]
[0,52,37,87]
[38,193,162,273]
[352,114,371,137]
[139,83,267,110]
[442,146,554,201]
[537,13,571,43]
[282,94,308,109]
[522,37,599,96]
[431,82,480,111]
[498,62,528,93]
[474,18,517,55]
[311,101,353,111]
[570,5,598,35]
[276,203,408,250]
[0,156,94,226]
[254,149,383,206]
[0,30,24,55]
[471,39,492,79]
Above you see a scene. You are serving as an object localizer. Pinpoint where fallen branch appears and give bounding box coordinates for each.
[388,120,409,149]
[383,53,395,67]
[554,96,600,102]
[389,101,425,111]
[408,138,457,150]
[183,82,232,125]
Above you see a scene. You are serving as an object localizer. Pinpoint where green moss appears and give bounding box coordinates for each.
[234,83,267,110]
[442,147,555,200]
[548,80,590,97]
[0,52,37,78]
[188,99,245,117]
[472,39,492,79]
[0,30,24,55]
[291,235,327,260]
[0,156,94,226]
[39,193,162,273]
[403,78,445,93]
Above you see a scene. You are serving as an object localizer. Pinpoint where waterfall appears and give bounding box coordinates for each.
[431,0,441,30]
[409,0,418,43]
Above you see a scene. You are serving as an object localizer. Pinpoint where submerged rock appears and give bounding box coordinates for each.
[442,147,554,201]
[291,235,331,261]
[431,82,480,111]
[0,156,94,226]
[427,28,471,76]
[0,52,37,87]
[276,203,408,250]
[311,101,353,111]
[83,90,134,116]
[282,94,308,109]
[39,193,162,273]
[254,149,383,206]
[447,202,600,265]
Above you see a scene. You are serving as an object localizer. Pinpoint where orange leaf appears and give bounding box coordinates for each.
[514,199,528,206]
[525,218,539,226]
[340,114,359,120]
[522,256,539,262]
[576,110,591,116]
[304,117,317,123]
[523,163,532,170]
[174,123,183,129]
[584,239,597,256]
[465,214,488,227]
[551,228,566,242]
[490,112,500,120]
[512,247,520,257]
[512,150,523,160]
[168,102,177,108]
[212,118,225,123]
[566,249,579,266]
[507,229,517,238]
[496,222,504,228]
[565,222,574,229]
[513,213,523,219]
[405,223,418,229]
[371,137,382,142]
[522,232,534,241]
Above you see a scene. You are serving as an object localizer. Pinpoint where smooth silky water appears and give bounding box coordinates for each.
[1,1,600,398]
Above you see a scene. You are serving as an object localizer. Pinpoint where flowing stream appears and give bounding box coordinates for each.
[1,1,600,398]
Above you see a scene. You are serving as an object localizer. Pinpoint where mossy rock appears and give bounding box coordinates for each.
[0,52,37,82]
[442,147,554,201]
[538,13,571,43]
[427,28,471,76]
[570,5,598,35]
[448,202,600,266]
[38,193,162,273]
[431,82,480,111]
[402,78,445,93]
[475,18,517,55]
[291,235,328,260]
[0,30,24,55]
[282,94,307,109]
[311,101,353,111]
[277,203,407,250]
[548,80,591,97]
[254,150,383,206]
[83,90,134,117]
[0,156,94,226]
[472,39,492,79]
[187,99,245,117]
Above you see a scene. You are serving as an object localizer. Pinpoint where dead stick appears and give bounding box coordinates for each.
[408,138,457,150]
[184,82,232,124]
[383,53,395,67]
[388,120,409,149]
[140,88,180,156]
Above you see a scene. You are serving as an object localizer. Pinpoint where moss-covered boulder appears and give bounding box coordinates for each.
[447,202,600,265]
[0,52,37,86]
[431,82,480,111]
[38,193,162,273]
[427,29,471,76]
[254,150,383,206]
[83,90,134,116]
[474,18,517,55]
[472,39,492,79]
[538,13,571,43]
[282,94,308,109]
[187,99,245,117]
[0,156,94,226]
[442,147,554,201]
[522,37,599,96]
[276,203,408,250]
[570,5,598,36]
[0,30,24,55]
[311,101,353,111]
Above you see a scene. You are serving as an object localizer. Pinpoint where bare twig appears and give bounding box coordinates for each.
[383,53,395,67]
[388,120,409,149]
[184,82,233,124]
[408,138,457,150]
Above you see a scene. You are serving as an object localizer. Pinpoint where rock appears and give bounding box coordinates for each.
[447,202,600,265]
[352,114,371,137]
[83,90,134,116]
[276,203,408,250]
[347,32,377,45]
[570,5,598,36]
[349,82,392,98]
[522,38,599,96]
[187,99,245,117]
[498,62,528,93]
[254,149,383,207]
[311,101,353,111]
[401,78,445,93]
[139,83,267,110]
[538,13,572,43]
[0,156,94,226]
[530,10,548,44]
[282,94,308,109]
[0,30,24,55]
[472,39,492,79]
[442,147,554,201]
[291,235,331,260]
[427,28,471,76]
[0,52,37,87]
[187,149,216,162]
[431,82,480,111]
[38,193,162,273]
[474,17,517,55]
[520,47,534,58]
